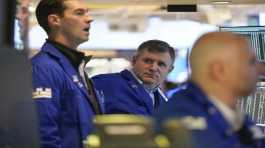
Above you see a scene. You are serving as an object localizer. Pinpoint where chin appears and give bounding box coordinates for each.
[80,38,88,43]
[144,82,157,87]
[143,79,154,84]
[241,89,254,97]
[83,36,89,40]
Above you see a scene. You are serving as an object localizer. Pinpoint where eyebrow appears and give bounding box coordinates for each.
[73,8,90,12]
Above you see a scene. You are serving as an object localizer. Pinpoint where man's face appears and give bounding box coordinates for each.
[132,50,173,89]
[58,0,92,46]
[15,0,29,45]
[228,39,259,97]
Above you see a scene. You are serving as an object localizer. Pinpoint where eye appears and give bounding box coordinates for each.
[74,9,86,16]
[143,58,153,64]
[76,11,84,15]
[158,62,166,68]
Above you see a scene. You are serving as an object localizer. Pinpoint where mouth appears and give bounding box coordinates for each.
[144,73,157,79]
[83,27,90,32]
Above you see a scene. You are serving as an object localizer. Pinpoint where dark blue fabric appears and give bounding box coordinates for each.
[31,42,103,148]
[92,69,166,116]
[155,81,265,148]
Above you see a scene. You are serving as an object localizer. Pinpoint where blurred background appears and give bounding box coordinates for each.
[18,0,265,84]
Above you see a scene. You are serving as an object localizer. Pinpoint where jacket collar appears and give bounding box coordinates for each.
[121,70,153,114]
[121,69,167,114]
[126,69,168,101]
[41,42,91,104]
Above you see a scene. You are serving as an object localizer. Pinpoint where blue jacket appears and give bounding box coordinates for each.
[31,42,104,148]
[156,81,265,148]
[92,69,168,116]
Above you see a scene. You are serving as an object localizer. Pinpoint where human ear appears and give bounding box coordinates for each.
[131,55,137,66]
[169,65,174,73]
[47,14,61,28]
[210,61,226,82]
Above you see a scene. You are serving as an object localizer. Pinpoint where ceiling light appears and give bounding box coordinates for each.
[212,1,231,4]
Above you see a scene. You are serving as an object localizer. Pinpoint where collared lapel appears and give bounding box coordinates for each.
[120,70,153,114]
[188,82,232,136]
[153,88,168,109]
[153,90,160,109]
[41,42,90,102]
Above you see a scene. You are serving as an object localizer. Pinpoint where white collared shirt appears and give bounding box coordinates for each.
[209,96,244,131]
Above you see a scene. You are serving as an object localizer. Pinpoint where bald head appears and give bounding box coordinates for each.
[190,31,259,106]
[190,32,249,80]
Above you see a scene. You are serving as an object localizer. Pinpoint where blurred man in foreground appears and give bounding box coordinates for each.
[156,32,265,148]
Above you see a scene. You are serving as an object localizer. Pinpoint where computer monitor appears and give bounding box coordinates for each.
[220,26,265,62]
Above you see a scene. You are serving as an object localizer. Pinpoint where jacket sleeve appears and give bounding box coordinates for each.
[32,63,62,148]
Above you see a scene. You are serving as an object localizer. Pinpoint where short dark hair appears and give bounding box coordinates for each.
[35,0,67,34]
[136,39,175,64]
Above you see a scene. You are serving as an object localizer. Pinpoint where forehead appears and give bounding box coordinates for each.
[17,0,29,7]
[234,38,255,60]
[64,0,88,10]
[138,50,172,62]
[239,37,254,53]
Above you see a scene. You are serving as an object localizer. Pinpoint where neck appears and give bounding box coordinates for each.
[49,35,79,49]
[193,79,237,109]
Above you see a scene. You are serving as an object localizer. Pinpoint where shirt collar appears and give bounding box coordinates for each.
[128,69,168,102]
[47,39,91,71]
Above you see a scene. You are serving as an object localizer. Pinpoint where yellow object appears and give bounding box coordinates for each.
[155,134,170,148]
[84,134,100,148]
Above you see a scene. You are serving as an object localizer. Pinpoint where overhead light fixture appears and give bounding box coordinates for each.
[212,1,231,4]
[167,5,197,12]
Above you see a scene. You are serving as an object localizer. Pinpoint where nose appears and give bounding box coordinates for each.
[257,62,265,76]
[85,14,93,24]
[150,62,159,72]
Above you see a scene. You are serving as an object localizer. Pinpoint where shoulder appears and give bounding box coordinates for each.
[169,88,199,108]
[31,51,66,86]
[32,49,56,64]
[157,88,206,120]
[31,49,63,70]
[166,82,207,112]
[92,72,127,91]
[92,72,123,82]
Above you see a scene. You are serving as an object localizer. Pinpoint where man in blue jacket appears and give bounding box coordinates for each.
[92,40,175,116]
[32,0,104,148]
[156,32,265,148]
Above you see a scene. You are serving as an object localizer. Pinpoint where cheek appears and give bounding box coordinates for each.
[66,19,81,28]
[240,67,258,84]
[159,69,169,79]
[135,63,147,71]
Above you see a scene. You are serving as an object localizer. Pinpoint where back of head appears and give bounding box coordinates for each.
[35,0,66,34]
[136,39,175,64]
[190,31,258,99]
[190,32,246,82]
